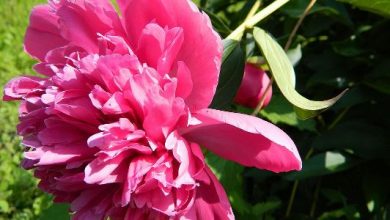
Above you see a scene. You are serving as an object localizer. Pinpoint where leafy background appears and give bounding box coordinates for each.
[0,0,389,219]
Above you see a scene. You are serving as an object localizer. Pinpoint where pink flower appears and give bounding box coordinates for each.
[3,0,301,219]
[234,63,272,109]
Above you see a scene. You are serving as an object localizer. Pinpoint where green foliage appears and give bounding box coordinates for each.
[338,0,390,17]
[0,0,54,219]
[259,94,317,131]
[211,39,245,109]
[200,0,390,219]
[284,151,360,180]
[253,27,347,119]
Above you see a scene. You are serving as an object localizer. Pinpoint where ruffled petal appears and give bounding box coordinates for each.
[3,76,45,101]
[117,0,222,110]
[24,5,68,61]
[54,0,124,53]
[181,167,234,220]
[181,109,302,173]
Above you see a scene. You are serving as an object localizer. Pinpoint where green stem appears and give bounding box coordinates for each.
[227,0,290,41]
[285,147,314,217]
[251,77,273,116]
[245,0,261,22]
[310,178,322,217]
[328,107,350,130]
[285,180,299,217]
[284,0,317,50]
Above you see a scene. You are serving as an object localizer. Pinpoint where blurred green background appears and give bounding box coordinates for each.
[0,0,389,219]
[0,1,51,219]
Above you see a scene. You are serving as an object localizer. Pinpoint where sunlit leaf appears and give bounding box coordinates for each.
[286,44,302,68]
[337,0,390,17]
[259,94,316,131]
[253,27,347,119]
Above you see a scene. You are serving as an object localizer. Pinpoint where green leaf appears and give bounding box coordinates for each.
[362,170,390,213]
[364,59,390,95]
[313,120,390,159]
[284,151,359,180]
[321,189,347,206]
[337,0,390,17]
[318,205,360,220]
[286,44,302,68]
[282,0,353,26]
[253,27,347,119]
[252,200,281,217]
[211,39,245,109]
[0,200,10,213]
[39,204,70,220]
[259,94,316,131]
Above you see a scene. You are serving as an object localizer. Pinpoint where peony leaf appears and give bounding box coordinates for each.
[337,0,390,17]
[211,39,245,109]
[253,27,347,119]
[283,151,359,180]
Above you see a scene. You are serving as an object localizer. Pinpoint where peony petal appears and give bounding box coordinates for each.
[122,155,156,206]
[118,0,222,110]
[166,131,196,186]
[84,151,129,184]
[3,76,44,101]
[25,142,96,166]
[136,23,166,69]
[102,92,132,115]
[54,90,101,125]
[157,26,184,74]
[24,5,68,61]
[38,118,87,145]
[181,167,234,220]
[54,0,124,53]
[181,109,302,173]
[234,63,272,108]
[175,61,193,100]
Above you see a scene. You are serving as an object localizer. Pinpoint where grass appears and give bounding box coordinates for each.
[0,1,52,219]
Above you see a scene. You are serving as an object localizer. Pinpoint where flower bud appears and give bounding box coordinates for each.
[234,63,272,108]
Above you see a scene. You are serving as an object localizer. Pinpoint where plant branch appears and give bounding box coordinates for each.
[284,0,317,51]
[310,178,322,217]
[245,0,261,22]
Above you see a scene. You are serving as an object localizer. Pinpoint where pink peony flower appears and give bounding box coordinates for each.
[3,0,301,219]
[234,63,272,109]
